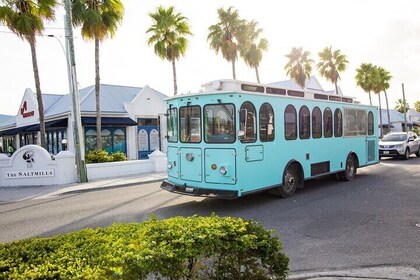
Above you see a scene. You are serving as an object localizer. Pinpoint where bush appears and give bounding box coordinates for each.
[85,150,127,163]
[0,215,289,280]
[111,151,127,162]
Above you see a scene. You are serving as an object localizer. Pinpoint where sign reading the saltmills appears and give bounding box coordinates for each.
[5,169,54,179]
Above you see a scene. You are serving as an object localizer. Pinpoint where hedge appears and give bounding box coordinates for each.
[0,215,289,279]
[85,150,127,163]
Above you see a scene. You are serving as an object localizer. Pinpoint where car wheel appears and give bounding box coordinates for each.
[270,163,301,198]
[416,148,420,157]
[337,155,357,181]
[403,148,410,160]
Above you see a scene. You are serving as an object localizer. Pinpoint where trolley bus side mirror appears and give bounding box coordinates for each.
[238,130,245,140]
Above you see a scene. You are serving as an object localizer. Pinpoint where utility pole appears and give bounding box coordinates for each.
[402,83,408,132]
[65,0,88,182]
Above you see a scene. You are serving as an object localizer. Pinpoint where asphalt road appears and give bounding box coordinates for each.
[1,156,419,272]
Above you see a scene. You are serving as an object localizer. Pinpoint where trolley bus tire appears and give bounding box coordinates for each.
[270,163,301,198]
[337,155,357,181]
[402,148,410,160]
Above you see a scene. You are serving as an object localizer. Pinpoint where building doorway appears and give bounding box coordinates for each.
[138,118,160,159]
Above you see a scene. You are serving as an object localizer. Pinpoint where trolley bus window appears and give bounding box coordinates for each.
[239,102,257,143]
[180,106,201,143]
[368,111,374,135]
[285,105,297,140]
[312,107,322,139]
[259,103,275,142]
[299,106,310,139]
[344,108,367,136]
[204,104,235,143]
[167,107,178,142]
[324,107,333,138]
[334,108,343,137]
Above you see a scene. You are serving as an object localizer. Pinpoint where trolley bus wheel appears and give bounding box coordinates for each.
[337,155,357,181]
[270,163,301,198]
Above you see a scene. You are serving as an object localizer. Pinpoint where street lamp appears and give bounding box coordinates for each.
[61,138,67,150]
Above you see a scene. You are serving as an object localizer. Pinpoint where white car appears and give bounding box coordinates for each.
[379,132,420,160]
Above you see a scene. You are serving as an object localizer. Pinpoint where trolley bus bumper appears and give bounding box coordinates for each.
[160,180,238,199]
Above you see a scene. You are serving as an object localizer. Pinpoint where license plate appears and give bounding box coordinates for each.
[383,151,389,155]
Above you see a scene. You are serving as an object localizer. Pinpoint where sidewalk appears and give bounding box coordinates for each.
[0,172,167,202]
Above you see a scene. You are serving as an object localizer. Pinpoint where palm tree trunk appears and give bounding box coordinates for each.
[232,60,236,80]
[255,67,260,83]
[29,39,47,149]
[378,93,383,138]
[95,38,102,150]
[368,91,372,105]
[334,81,339,95]
[384,90,391,133]
[172,59,177,95]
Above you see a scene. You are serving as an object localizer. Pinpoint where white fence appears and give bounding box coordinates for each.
[0,147,167,187]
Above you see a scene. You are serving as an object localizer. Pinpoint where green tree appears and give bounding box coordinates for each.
[355,63,376,105]
[208,6,245,80]
[376,67,392,134]
[395,98,410,113]
[0,0,58,149]
[371,66,384,137]
[414,101,420,112]
[147,6,192,96]
[284,47,314,89]
[72,0,124,150]
[239,20,268,83]
[316,46,348,95]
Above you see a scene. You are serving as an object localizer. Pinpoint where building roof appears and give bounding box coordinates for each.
[0,114,13,126]
[0,84,168,129]
[379,109,411,125]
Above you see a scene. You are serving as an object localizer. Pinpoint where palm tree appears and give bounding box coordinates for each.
[147,6,192,96]
[371,66,384,137]
[72,0,124,150]
[415,101,420,112]
[316,46,348,95]
[0,0,58,149]
[355,63,376,105]
[208,6,245,80]
[239,20,268,83]
[395,98,409,113]
[377,67,392,134]
[284,47,314,89]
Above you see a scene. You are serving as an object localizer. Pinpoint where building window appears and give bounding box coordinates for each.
[259,103,275,142]
[299,106,310,139]
[324,107,333,138]
[85,127,126,154]
[334,109,343,137]
[312,107,322,139]
[240,102,257,143]
[368,111,374,135]
[46,129,67,155]
[285,105,297,140]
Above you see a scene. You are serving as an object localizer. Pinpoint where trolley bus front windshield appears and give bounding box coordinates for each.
[204,104,236,143]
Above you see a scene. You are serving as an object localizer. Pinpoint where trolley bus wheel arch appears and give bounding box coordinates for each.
[336,152,359,181]
[269,160,304,198]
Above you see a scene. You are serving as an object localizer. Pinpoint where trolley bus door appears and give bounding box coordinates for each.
[366,136,377,163]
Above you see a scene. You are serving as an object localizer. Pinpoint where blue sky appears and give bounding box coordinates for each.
[1,0,419,115]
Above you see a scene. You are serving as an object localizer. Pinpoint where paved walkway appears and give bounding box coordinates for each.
[0,172,167,202]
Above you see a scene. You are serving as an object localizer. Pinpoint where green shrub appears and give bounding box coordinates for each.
[85,150,112,163]
[111,151,127,162]
[0,215,289,280]
[85,150,127,163]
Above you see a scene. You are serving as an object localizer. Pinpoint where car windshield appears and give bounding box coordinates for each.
[382,134,407,141]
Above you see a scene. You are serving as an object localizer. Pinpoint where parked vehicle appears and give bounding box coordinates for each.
[379,132,420,160]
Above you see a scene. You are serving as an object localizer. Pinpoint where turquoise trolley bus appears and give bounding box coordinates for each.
[161,79,379,199]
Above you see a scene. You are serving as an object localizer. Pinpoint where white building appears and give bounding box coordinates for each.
[0,84,168,160]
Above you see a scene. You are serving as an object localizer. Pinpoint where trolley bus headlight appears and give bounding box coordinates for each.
[219,166,227,175]
[167,162,173,169]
